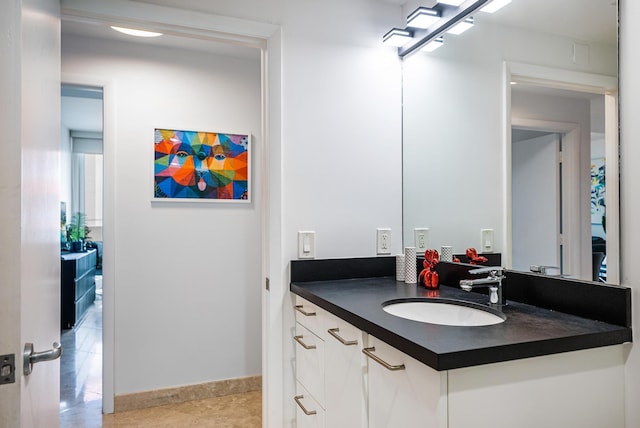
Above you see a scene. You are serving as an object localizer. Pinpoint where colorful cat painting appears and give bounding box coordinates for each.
[154,129,249,201]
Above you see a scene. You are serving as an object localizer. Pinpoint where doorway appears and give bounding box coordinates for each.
[61,10,270,417]
[59,84,104,423]
[511,130,563,273]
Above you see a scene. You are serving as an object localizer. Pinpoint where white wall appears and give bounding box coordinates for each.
[403,21,616,257]
[620,1,640,426]
[278,0,403,424]
[62,35,263,394]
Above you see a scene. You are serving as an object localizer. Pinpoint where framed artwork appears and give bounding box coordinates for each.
[153,128,250,202]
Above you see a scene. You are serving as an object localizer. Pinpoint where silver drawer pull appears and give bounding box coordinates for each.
[362,347,405,371]
[327,328,358,346]
[294,335,316,350]
[295,305,316,316]
[294,395,317,415]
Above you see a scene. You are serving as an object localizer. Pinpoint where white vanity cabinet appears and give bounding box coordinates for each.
[324,311,367,428]
[447,345,625,428]
[294,297,367,428]
[366,335,447,428]
[294,297,326,426]
[293,294,625,428]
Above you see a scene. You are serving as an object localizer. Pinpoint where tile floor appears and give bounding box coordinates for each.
[60,277,261,427]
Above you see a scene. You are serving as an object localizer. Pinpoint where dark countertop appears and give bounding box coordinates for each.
[290,276,632,371]
[61,249,96,261]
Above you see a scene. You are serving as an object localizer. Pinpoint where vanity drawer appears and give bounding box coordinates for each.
[295,322,325,407]
[295,381,325,428]
[295,295,325,337]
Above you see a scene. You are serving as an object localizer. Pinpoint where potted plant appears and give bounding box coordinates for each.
[67,212,87,252]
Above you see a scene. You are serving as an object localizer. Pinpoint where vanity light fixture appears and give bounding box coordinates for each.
[110,26,163,38]
[481,0,512,13]
[383,28,414,47]
[447,16,474,35]
[383,0,510,58]
[407,7,441,29]
[420,36,444,52]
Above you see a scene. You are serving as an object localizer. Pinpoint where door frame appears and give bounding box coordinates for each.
[60,0,282,419]
[503,61,619,283]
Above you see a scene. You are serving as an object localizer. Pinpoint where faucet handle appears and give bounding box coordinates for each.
[469,266,504,277]
[529,265,560,275]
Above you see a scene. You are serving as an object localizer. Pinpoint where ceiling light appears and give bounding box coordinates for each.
[110,26,163,38]
[481,0,512,13]
[407,7,441,29]
[447,16,474,35]
[383,28,414,47]
[420,36,444,53]
[438,0,467,5]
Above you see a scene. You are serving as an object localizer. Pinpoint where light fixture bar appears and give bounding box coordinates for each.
[447,16,474,35]
[420,36,444,52]
[397,0,492,58]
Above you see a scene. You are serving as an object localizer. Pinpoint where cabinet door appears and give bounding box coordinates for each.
[295,296,324,337]
[295,322,325,406]
[324,313,367,428]
[295,381,325,428]
[366,335,447,428]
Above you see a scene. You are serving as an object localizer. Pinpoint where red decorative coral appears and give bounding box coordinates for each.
[419,249,440,289]
[466,248,488,265]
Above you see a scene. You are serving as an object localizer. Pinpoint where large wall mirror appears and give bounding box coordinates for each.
[402,0,619,284]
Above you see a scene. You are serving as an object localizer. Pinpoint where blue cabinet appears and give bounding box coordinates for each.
[61,249,96,329]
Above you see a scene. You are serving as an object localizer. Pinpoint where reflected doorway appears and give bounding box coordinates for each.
[512,130,563,274]
[510,81,609,281]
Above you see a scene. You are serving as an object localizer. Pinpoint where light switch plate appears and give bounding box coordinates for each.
[376,228,392,255]
[298,231,315,259]
[414,228,429,252]
[481,228,494,253]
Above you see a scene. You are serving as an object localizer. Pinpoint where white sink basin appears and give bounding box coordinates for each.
[382,299,506,327]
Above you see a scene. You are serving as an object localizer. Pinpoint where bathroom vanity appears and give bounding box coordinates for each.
[290,257,632,428]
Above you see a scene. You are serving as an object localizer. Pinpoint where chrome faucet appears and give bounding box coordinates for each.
[459,266,506,306]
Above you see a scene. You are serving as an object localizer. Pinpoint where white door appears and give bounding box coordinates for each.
[0,0,62,426]
[511,133,561,272]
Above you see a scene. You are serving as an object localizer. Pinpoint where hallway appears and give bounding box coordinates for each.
[59,281,261,427]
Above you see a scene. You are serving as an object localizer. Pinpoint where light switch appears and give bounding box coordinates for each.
[481,229,494,253]
[298,231,316,259]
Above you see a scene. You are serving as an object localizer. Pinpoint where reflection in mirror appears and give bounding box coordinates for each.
[402,0,618,283]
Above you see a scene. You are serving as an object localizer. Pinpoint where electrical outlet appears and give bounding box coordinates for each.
[376,228,391,255]
[414,228,429,252]
[481,229,494,253]
[298,231,316,259]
